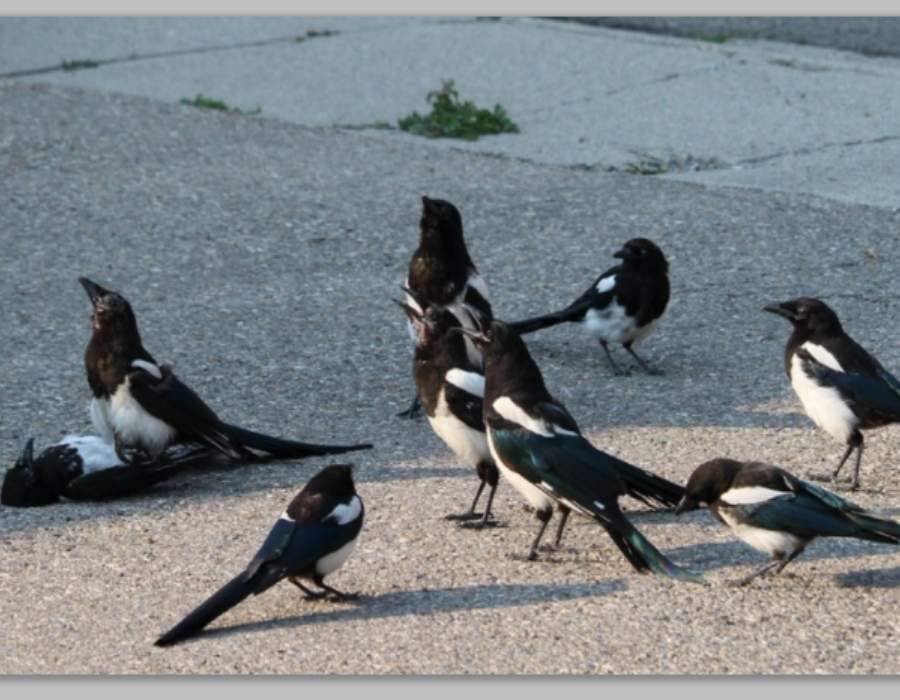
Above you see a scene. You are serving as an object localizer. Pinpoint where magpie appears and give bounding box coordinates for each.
[764,296,900,490]
[675,458,900,585]
[508,238,670,376]
[399,196,493,418]
[1,436,212,507]
[79,277,372,463]
[457,320,699,582]
[155,463,364,647]
[395,291,499,528]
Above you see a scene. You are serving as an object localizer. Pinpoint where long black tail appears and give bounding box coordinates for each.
[601,514,704,584]
[222,423,373,459]
[155,573,255,647]
[609,456,684,510]
[508,306,584,336]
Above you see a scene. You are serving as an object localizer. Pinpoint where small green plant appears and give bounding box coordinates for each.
[398,80,519,141]
[61,59,100,71]
[179,94,261,115]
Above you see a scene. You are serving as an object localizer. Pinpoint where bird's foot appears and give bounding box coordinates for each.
[444,511,482,522]
[508,551,540,563]
[326,591,362,603]
[640,366,665,376]
[397,396,423,420]
[301,590,330,601]
[611,367,633,378]
[459,518,501,530]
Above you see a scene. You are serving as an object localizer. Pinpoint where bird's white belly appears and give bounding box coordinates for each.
[790,355,857,444]
[429,391,490,467]
[59,435,122,473]
[316,536,358,576]
[719,509,804,557]
[486,431,554,512]
[584,304,653,345]
[96,380,177,455]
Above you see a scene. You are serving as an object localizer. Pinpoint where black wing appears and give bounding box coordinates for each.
[444,381,485,433]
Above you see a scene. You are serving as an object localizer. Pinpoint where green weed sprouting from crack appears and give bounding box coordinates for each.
[179,94,262,115]
[397,80,519,141]
[61,59,100,71]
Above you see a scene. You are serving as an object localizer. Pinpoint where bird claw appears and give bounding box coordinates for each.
[459,518,500,530]
[444,511,482,522]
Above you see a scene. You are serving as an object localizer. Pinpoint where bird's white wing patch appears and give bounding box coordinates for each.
[131,359,163,379]
[279,510,295,522]
[595,275,616,294]
[720,486,788,505]
[800,342,844,372]
[492,396,554,437]
[445,369,485,398]
[325,495,363,525]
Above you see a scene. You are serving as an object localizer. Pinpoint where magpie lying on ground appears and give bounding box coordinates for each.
[457,321,698,582]
[396,291,499,528]
[399,196,493,418]
[676,458,900,585]
[1,436,214,507]
[155,463,364,647]
[764,297,900,490]
[79,277,372,463]
[508,238,670,376]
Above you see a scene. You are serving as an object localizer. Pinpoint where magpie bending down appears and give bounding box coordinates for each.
[508,238,669,376]
[676,458,900,585]
[1,436,214,507]
[396,292,499,528]
[457,321,699,582]
[764,297,900,490]
[399,196,493,418]
[155,463,364,647]
[79,277,372,463]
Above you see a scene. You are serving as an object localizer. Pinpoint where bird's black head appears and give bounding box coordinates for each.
[79,277,140,337]
[1,439,59,508]
[763,297,844,339]
[613,238,668,275]
[396,294,464,346]
[675,458,743,514]
[457,320,550,398]
[420,196,465,245]
[306,463,357,498]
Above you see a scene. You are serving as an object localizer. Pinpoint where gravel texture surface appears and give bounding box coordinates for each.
[2,81,900,674]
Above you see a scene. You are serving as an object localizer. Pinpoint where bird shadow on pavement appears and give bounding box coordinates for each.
[834,565,900,588]
[193,579,626,643]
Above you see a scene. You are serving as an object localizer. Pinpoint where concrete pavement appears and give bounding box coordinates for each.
[2,17,900,674]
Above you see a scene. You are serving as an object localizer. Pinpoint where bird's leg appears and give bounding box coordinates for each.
[733,559,782,587]
[623,343,663,376]
[526,509,554,561]
[397,395,423,420]
[114,436,149,466]
[553,507,571,548]
[850,437,865,491]
[772,545,806,577]
[832,432,863,487]
[289,577,328,600]
[461,481,499,530]
[599,341,627,376]
[445,479,486,522]
[312,575,360,602]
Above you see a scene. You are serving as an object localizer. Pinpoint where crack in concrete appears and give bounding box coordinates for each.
[734,135,900,167]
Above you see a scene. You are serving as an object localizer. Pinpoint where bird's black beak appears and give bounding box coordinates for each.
[20,438,35,469]
[454,326,489,347]
[392,297,424,324]
[422,196,440,215]
[613,247,628,260]
[763,302,798,322]
[78,277,110,306]
[674,495,697,515]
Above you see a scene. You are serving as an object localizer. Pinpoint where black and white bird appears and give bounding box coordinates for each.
[458,320,699,582]
[508,238,670,376]
[155,463,364,647]
[675,458,900,585]
[396,293,499,528]
[79,277,372,463]
[1,436,214,507]
[399,196,493,417]
[764,297,900,490]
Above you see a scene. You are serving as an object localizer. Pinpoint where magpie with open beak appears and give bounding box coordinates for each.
[1,436,213,507]
[676,458,900,585]
[399,196,493,418]
[79,277,372,463]
[764,297,900,490]
[155,463,364,647]
[508,238,669,376]
[457,321,699,582]
[395,289,499,528]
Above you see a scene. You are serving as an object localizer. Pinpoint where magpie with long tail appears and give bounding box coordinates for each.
[395,290,499,528]
[456,321,699,582]
[1,436,213,507]
[764,296,900,490]
[155,463,364,647]
[399,196,493,418]
[508,238,669,376]
[676,458,900,585]
[79,277,372,463]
